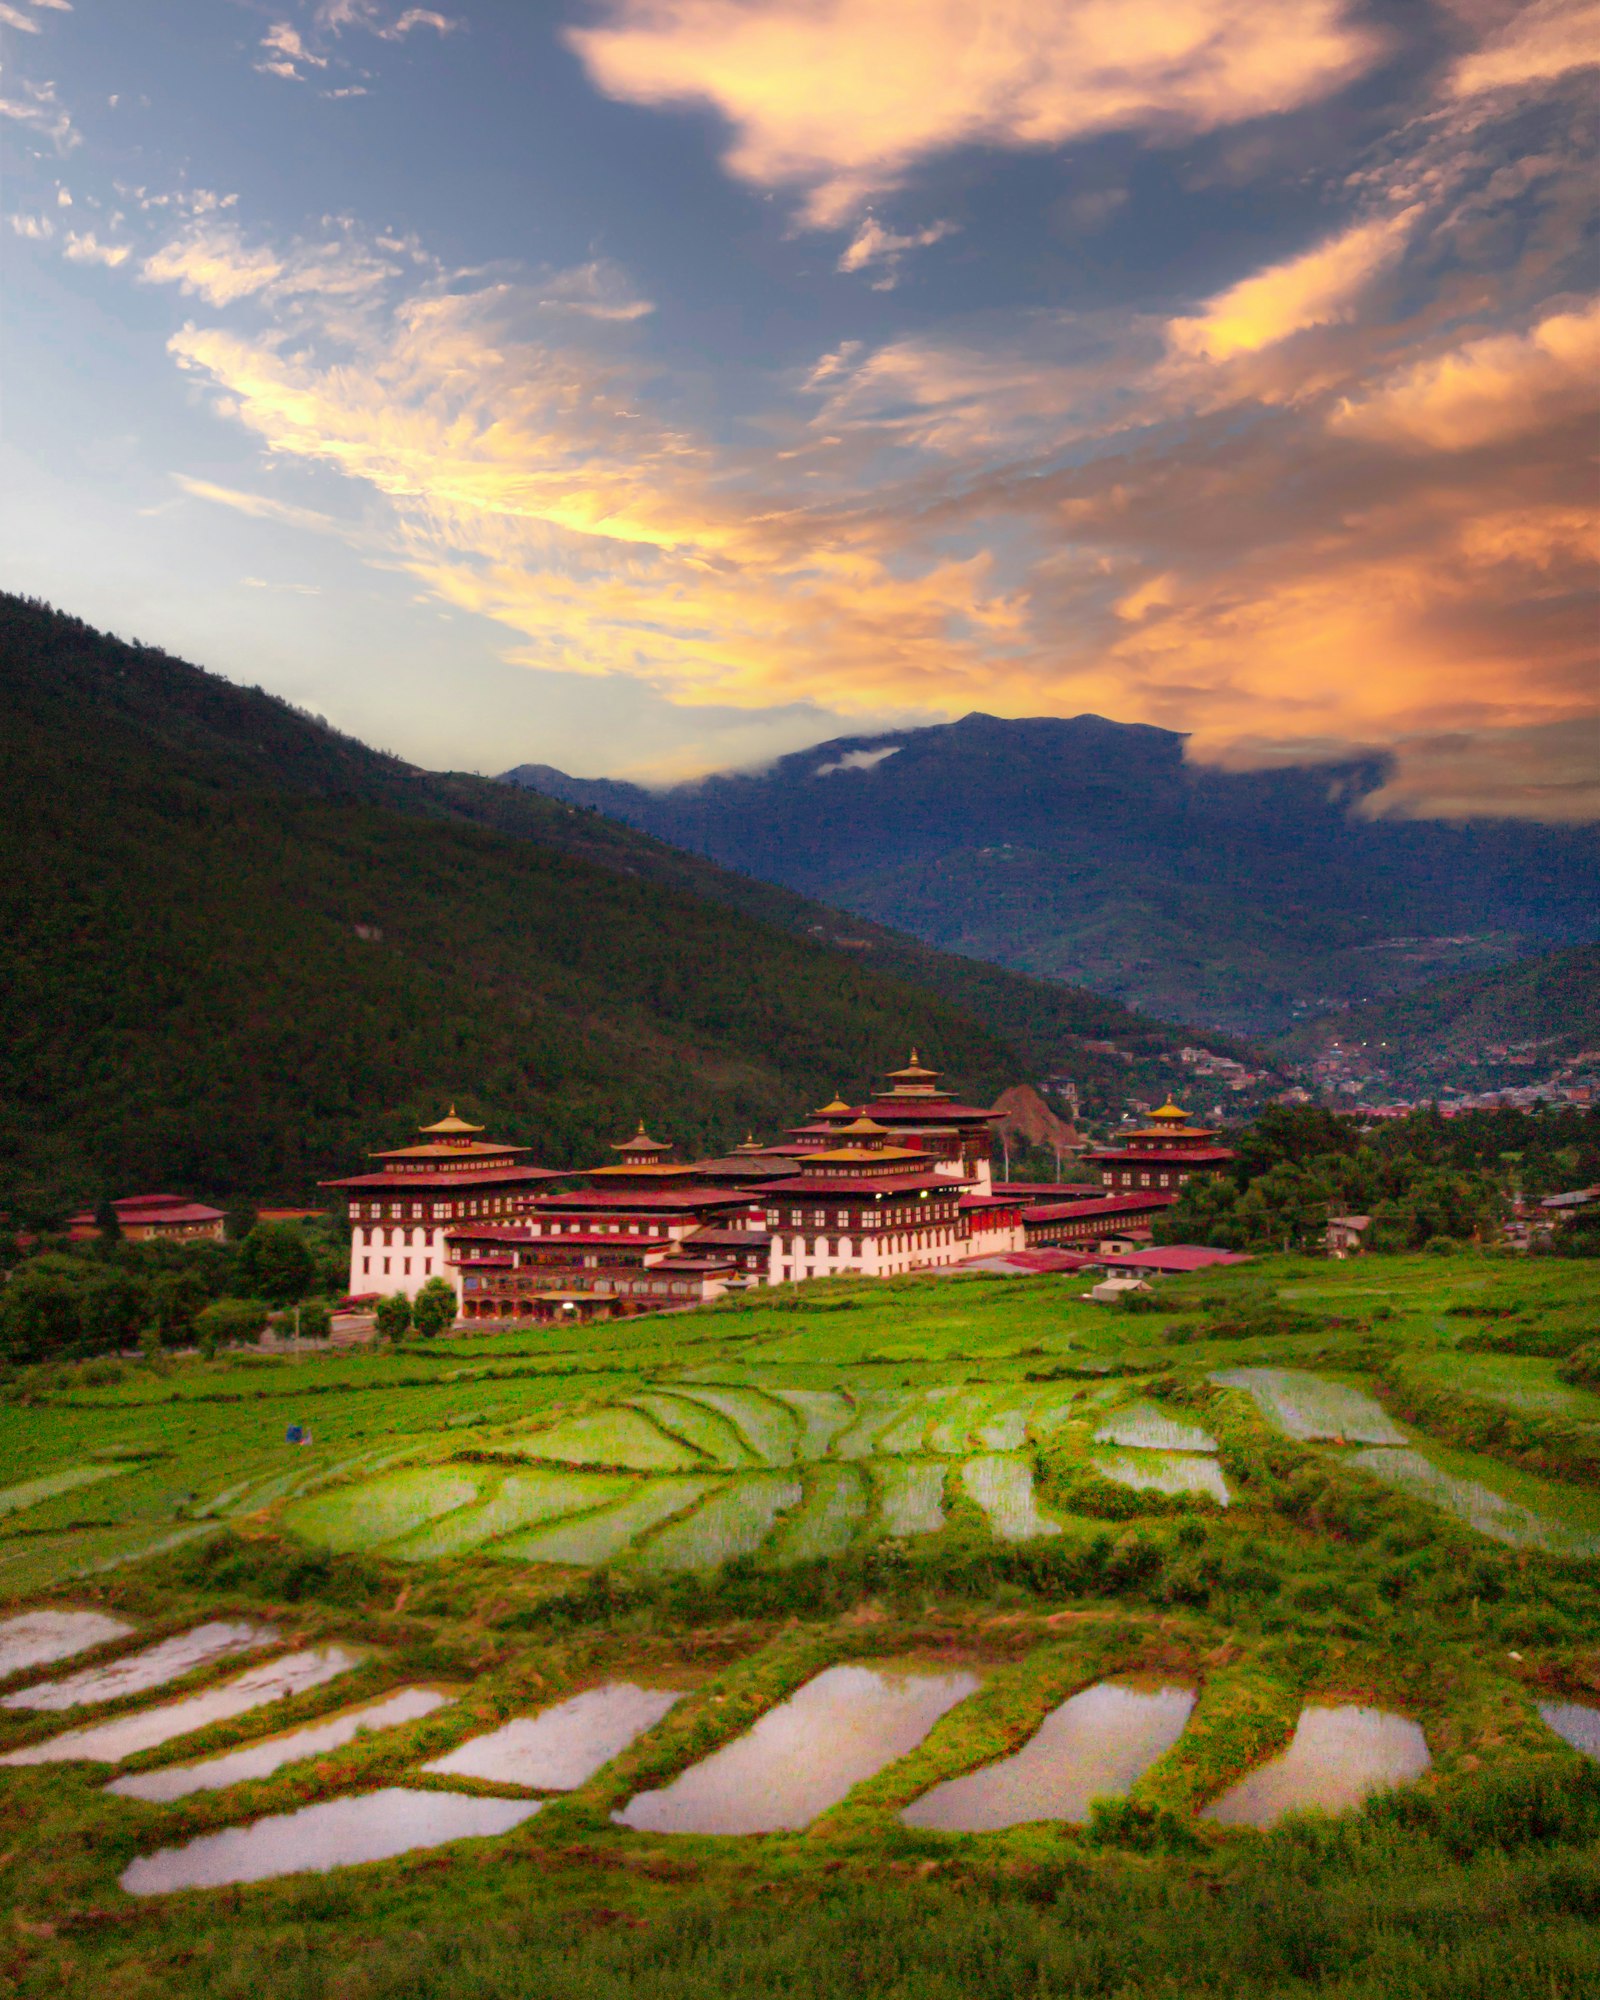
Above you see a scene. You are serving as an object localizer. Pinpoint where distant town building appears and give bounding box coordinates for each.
[1325,1214,1372,1257]
[1081,1100,1235,1193]
[69,1194,226,1244]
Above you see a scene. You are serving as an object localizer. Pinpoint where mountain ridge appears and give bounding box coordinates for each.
[505,713,1599,1035]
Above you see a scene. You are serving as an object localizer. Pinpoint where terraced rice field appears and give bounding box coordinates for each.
[1,1255,1597,2000]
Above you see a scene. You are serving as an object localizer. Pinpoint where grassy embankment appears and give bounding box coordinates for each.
[0,1254,1596,1998]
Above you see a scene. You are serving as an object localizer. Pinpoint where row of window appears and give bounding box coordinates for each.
[359,1255,434,1278]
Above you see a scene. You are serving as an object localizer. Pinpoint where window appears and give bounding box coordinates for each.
[362,1256,370,1275]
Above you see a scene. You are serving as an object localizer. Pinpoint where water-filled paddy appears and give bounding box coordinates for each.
[903,1680,1195,1831]
[119,1787,541,1894]
[1092,1451,1230,1505]
[960,1455,1060,1540]
[108,1688,452,1801]
[1094,1404,1218,1453]
[1211,1369,1406,1445]
[3,1620,275,1711]
[1539,1701,1600,1761]
[1347,1446,1600,1556]
[423,1683,680,1789]
[1202,1705,1431,1827]
[0,1609,134,1679]
[1,1645,359,1765]
[615,1664,980,1834]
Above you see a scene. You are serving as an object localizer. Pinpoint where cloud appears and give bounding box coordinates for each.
[1168,208,1416,362]
[1359,721,1600,821]
[813,745,902,774]
[142,226,284,305]
[536,259,655,320]
[837,214,956,287]
[568,0,1384,225]
[312,1,460,38]
[62,229,130,266]
[172,474,347,538]
[0,4,43,30]
[1332,297,1600,449]
[1448,0,1600,98]
[0,75,79,151]
[9,212,54,239]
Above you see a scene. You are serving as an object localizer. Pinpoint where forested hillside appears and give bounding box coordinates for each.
[1282,945,1600,1086]
[0,597,1200,1221]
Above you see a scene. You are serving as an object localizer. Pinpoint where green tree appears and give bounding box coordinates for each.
[1233,1161,1330,1252]
[235,1224,315,1305]
[0,1260,85,1362]
[224,1198,259,1243]
[193,1297,269,1353]
[295,1297,333,1341]
[93,1196,122,1243]
[149,1268,208,1344]
[374,1291,412,1344]
[411,1277,456,1339]
[78,1271,149,1354]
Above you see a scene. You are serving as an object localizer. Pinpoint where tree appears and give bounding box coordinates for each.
[93,1196,122,1243]
[149,1268,208,1344]
[77,1271,149,1354]
[224,1198,259,1243]
[0,1261,87,1362]
[235,1224,315,1305]
[411,1277,456,1340]
[374,1291,412,1344]
[296,1297,333,1341]
[193,1297,269,1354]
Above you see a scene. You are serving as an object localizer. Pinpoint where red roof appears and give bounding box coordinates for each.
[958,1194,1026,1210]
[1025,1194,1177,1221]
[120,1201,225,1226]
[991,1182,1104,1201]
[959,1249,1099,1274]
[446,1224,673,1249]
[859,1101,1003,1123]
[1100,1247,1252,1272]
[322,1165,566,1190]
[530,1188,753,1212]
[1083,1147,1236,1166]
[758,1174,966,1197]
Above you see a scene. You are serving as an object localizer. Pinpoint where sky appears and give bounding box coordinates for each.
[1,1,1595,812]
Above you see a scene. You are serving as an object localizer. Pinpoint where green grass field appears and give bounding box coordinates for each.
[0,1254,1596,1997]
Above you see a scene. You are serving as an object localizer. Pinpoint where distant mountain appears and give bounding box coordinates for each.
[0,597,1210,1220]
[505,714,1599,1036]
[1282,944,1600,1088]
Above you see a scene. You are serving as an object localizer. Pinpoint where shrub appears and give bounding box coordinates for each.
[412,1277,456,1339]
[374,1291,412,1344]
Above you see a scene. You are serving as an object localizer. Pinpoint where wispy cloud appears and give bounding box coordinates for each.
[1447,0,1600,98]
[837,214,956,288]
[0,75,79,151]
[1168,208,1416,363]
[62,228,130,266]
[568,0,1383,225]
